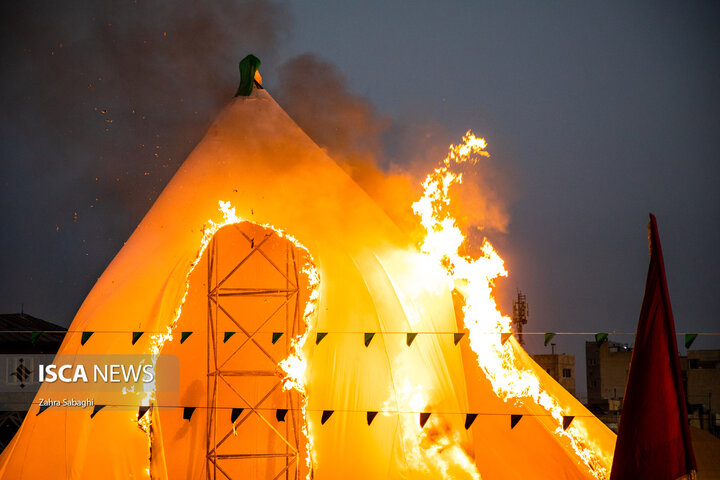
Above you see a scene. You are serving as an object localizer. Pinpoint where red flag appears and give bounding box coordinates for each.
[610,214,696,480]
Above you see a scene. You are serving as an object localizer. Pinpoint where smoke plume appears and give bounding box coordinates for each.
[275,53,509,240]
[0,0,508,325]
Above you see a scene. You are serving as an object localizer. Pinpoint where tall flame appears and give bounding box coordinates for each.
[412,132,611,479]
[279,261,320,477]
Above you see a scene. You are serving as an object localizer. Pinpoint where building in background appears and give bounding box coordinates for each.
[532,344,575,396]
[0,312,66,452]
[585,340,633,414]
[585,340,719,437]
[686,350,720,437]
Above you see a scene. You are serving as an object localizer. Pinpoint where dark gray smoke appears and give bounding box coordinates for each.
[0,1,508,326]
[0,0,292,323]
[275,53,509,237]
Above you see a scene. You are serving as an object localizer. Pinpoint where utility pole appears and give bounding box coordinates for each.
[512,290,529,347]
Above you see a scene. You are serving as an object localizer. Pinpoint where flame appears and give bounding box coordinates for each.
[138,201,318,479]
[279,261,320,477]
[386,375,481,480]
[412,132,611,479]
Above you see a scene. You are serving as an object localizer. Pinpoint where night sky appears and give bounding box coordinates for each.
[1,1,719,399]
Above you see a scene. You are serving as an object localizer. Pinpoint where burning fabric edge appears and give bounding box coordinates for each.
[133,201,319,479]
[413,132,611,479]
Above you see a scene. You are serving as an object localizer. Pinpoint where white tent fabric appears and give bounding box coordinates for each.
[0,86,615,479]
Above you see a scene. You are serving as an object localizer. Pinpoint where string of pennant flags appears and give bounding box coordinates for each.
[33,401,587,431]
[9,330,715,349]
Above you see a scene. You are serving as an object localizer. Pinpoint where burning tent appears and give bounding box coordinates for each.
[0,59,615,479]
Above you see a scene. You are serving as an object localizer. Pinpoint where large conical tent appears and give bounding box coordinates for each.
[0,62,615,479]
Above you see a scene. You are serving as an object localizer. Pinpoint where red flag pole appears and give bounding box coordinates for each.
[610,214,697,480]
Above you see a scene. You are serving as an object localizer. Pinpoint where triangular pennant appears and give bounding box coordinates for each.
[132,331,144,345]
[684,333,698,350]
[321,410,334,425]
[364,332,375,347]
[563,415,574,430]
[272,332,284,344]
[454,332,465,345]
[90,404,106,418]
[406,332,418,346]
[419,412,431,428]
[511,414,523,429]
[37,403,51,416]
[31,331,42,345]
[276,409,288,422]
[316,332,328,345]
[595,332,608,346]
[223,331,236,343]
[465,413,478,430]
[231,408,244,423]
[544,333,556,346]
[180,331,193,344]
[81,331,94,346]
[183,407,196,421]
[500,332,512,345]
[138,406,150,420]
[367,411,378,425]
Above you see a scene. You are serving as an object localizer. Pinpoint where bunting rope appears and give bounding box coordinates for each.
[6,330,720,335]
[29,401,591,419]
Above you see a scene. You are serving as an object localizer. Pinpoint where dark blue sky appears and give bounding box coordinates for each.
[1,1,718,397]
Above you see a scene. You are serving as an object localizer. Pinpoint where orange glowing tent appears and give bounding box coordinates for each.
[0,60,615,479]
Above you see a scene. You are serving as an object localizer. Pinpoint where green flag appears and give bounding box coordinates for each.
[132,332,144,345]
[223,331,236,343]
[454,332,465,345]
[544,333,556,346]
[81,331,94,346]
[180,331,193,344]
[465,413,478,430]
[183,407,196,421]
[272,332,284,344]
[231,408,244,423]
[30,331,42,345]
[364,332,375,347]
[684,333,698,349]
[90,404,106,418]
[316,332,328,345]
[406,332,418,346]
[235,54,261,97]
[595,333,608,347]
[321,410,334,425]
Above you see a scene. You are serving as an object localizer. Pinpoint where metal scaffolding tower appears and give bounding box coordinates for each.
[206,223,307,480]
